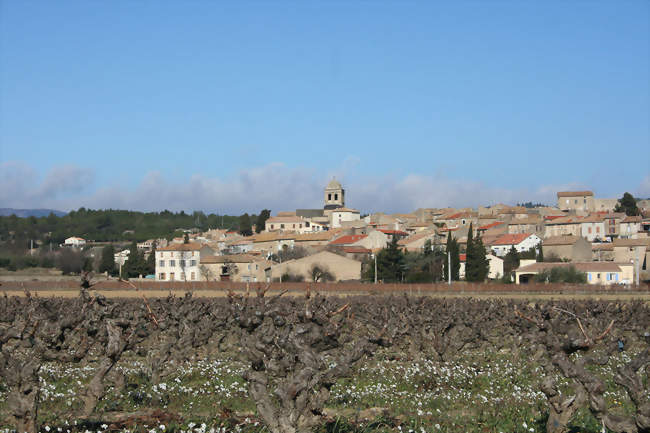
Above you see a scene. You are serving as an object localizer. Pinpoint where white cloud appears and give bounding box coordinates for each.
[1,161,590,214]
[637,174,650,198]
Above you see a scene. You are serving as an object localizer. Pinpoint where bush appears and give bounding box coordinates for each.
[533,266,587,284]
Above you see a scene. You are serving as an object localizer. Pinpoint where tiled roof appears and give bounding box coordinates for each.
[580,214,605,223]
[342,246,372,254]
[543,235,581,246]
[251,232,297,243]
[545,216,583,225]
[459,253,467,262]
[622,216,642,223]
[294,231,340,242]
[517,261,621,273]
[266,216,304,223]
[201,254,267,264]
[332,207,360,213]
[329,234,368,245]
[478,221,505,230]
[492,233,535,246]
[397,230,436,246]
[378,229,408,236]
[158,243,207,251]
[612,238,650,247]
[557,191,594,197]
[592,243,614,251]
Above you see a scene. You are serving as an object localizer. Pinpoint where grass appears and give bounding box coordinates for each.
[1,345,643,433]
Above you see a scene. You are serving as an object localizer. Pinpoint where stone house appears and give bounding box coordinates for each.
[579,214,607,242]
[199,254,271,282]
[515,262,633,285]
[557,191,594,213]
[542,235,592,262]
[155,243,215,281]
[619,216,642,238]
[544,216,583,238]
[271,251,362,282]
[490,233,541,257]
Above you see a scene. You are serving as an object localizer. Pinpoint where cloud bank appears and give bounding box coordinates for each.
[2,161,647,214]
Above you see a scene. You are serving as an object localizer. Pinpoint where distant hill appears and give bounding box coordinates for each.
[0,208,67,218]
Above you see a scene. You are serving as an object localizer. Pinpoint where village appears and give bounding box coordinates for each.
[60,180,648,286]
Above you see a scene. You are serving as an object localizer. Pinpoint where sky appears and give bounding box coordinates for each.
[1,1,649,214]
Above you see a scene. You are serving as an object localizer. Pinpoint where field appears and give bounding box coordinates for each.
[1,291,648,433]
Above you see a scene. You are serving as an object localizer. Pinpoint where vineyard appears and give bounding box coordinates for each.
[1,288,648,433]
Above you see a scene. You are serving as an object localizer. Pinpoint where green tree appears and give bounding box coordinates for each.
[122,241,147,278]
[239,213,253,236]
[534,266,587,283]
[466,224,489,282]
[536,245,544,262]
[255,209,271,234]
[99,245,115,275]
[374,237,405,282]
[614,192,640,216]
[443,232,460,281]
[503,245,520,276]
[183,232,190,244]
[145,242,156,275]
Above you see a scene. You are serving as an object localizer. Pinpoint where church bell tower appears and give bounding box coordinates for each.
[324,178,344,210]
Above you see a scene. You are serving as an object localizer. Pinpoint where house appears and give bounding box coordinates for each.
[329,207,361,229]
[354,230,391,250]
[619,216,642,238]
[507,217,543,236]
[225,238,254,255]
[579,214,607,242]
[542,235,592,262]
[612,238,650,281]
[397,229,439,252]
[544,216,583,238]
[557,191,594,213]
[603,212,627,238]
[592,243,615,261]
[271,250,362,282]
[514,262,634,285]
[265,216,318,233]
[459,253,504,279]
[490,233,541,257]
[250,232,296,255]
[294,231,342,249]
[155,243,215,281]
[435,211,477,230]
[64,236,86,247]
[199,254,271,282]
[114,249,130,269]
[478,221,508,236]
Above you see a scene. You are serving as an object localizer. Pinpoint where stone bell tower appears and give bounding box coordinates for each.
[324,178,344,210]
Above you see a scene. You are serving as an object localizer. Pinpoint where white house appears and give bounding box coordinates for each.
[64,237,86,247]
[329,207,361,229]
[155,243,215,281]
[619,216,642,238]
[265,216,322,233]
[459,253,504,280]
[490,233,541,257]
[114,249,130,268]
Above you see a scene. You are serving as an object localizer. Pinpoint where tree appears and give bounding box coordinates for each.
[503,245,520,276]
[99,245,115,275]
[255,209,271,234]
[183,232,189,244]
[536,245,544,262]
[310,264,335,282]
[614,192,640,216]
[443,231,460,281]
[375,237,405,282]
[239,213,253,236]
[122,241,146,278]
[466,225,489,282]
[145,242,156,275]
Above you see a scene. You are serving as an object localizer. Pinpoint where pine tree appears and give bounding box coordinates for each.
[614,192,640,216]
[376,237,405,282]
[466,224,489,282]
[255,209,271,233]
[99,245,115,275]
[443,231,460,281]
[239,213,253,236]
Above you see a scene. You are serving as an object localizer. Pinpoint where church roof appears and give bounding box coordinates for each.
[326,178,342,190]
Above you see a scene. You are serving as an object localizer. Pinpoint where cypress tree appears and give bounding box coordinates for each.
[99,244,115,275]
[466,224,489,282]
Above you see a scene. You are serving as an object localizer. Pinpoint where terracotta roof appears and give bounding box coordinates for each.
[543,235,581,246]
[557,191,594,197]
[580,214,605,223]
[622,216,642,223]
[294,231,340,242]
[612,238,650,247]
[479,221,505,230]
[342,246,372,254]
[201,254,268,264]
[397,230,436,246]
[378,229,408,236]
[544,215,566,221]
[492,233,536,246]
[158,243,207,252]
[267,216,304,223]
[480,234,503,247]
[592,243,614,251]
[329,234,368,245]
[251,232,297,243]
[459,253,467,262]
[517,261,622,273]
[545,216,583,225]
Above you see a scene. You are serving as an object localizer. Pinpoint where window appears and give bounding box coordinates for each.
[159,260,165,267]
[271,224,274,229]
[574,200,578,204]
[170,260,176,267]
[191,260,197,266]
[170,272,175,280]
[281,224,285,229]
[597,273,601,279]
[335,193,338,200]
[180,259,186,267]
[328,193,332,200]
[293,224,295,228]
[607,273,611,281]
[596,227,600,233]
[190,272,195,281]
[588,273,592,282]
[248,264,251,270]
[158,273,166,280]
[256,264,259,270]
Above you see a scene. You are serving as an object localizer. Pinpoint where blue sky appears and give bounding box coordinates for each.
[1,1,649,213]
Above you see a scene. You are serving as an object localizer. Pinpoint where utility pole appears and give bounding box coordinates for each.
[448,250,451,285]
[374,254,378,284]
[635,257,640,287]
[30,239,33,256]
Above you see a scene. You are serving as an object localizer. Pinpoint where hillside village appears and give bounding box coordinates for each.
[135,180,650,286]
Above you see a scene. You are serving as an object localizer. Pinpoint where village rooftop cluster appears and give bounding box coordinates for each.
[62,181,650,285]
